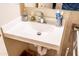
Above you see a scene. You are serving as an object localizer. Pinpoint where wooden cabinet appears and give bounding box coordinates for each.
[24,3,53,9]
[25,3,36,7]
[38,3,53,9]
[55,3,62,9]
[20,3,36,16]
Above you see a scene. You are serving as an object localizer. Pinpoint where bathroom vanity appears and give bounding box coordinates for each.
[0,3,79,56]
[2,16,64,55]
[1,6,75,55]
[1,10,79,56]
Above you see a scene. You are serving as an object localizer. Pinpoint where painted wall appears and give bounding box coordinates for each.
[0,3,28,56]
[0,3,20,26]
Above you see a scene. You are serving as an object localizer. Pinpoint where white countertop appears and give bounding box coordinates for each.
[2,16,64,50]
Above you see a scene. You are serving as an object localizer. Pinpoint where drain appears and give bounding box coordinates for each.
[37,32,41,35]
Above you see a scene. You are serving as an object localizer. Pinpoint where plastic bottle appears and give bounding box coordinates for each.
[56,10,63,26]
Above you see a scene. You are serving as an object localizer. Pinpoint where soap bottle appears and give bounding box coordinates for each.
[56,10,63,26]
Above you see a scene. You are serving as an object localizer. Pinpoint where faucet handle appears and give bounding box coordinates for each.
[36,16,46,23]
[40,18,45,23]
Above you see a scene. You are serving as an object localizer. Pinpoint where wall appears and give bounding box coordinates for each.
[0,3,28,56]
[0,3,20,26]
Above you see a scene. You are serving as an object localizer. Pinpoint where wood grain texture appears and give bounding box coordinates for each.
[55,3,62,9]
[20,3,25,16]
[59,11,79,56]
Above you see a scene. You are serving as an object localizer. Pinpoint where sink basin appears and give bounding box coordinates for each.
[28,22,53,32]
[6,21,53,35]
[4,21,63,36]
[2,17,64,46]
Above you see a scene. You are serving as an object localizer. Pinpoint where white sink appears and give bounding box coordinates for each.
[28,22,54,32]
[2,17,64,46]
[7,21,54,34]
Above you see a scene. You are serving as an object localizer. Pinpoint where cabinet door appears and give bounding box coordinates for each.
[38,3,53,9]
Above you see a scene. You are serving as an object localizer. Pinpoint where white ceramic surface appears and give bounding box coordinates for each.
[2,17,64,46]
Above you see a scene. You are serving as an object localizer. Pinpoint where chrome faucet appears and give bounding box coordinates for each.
[35,11,46,23]
[21,11,46,23]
